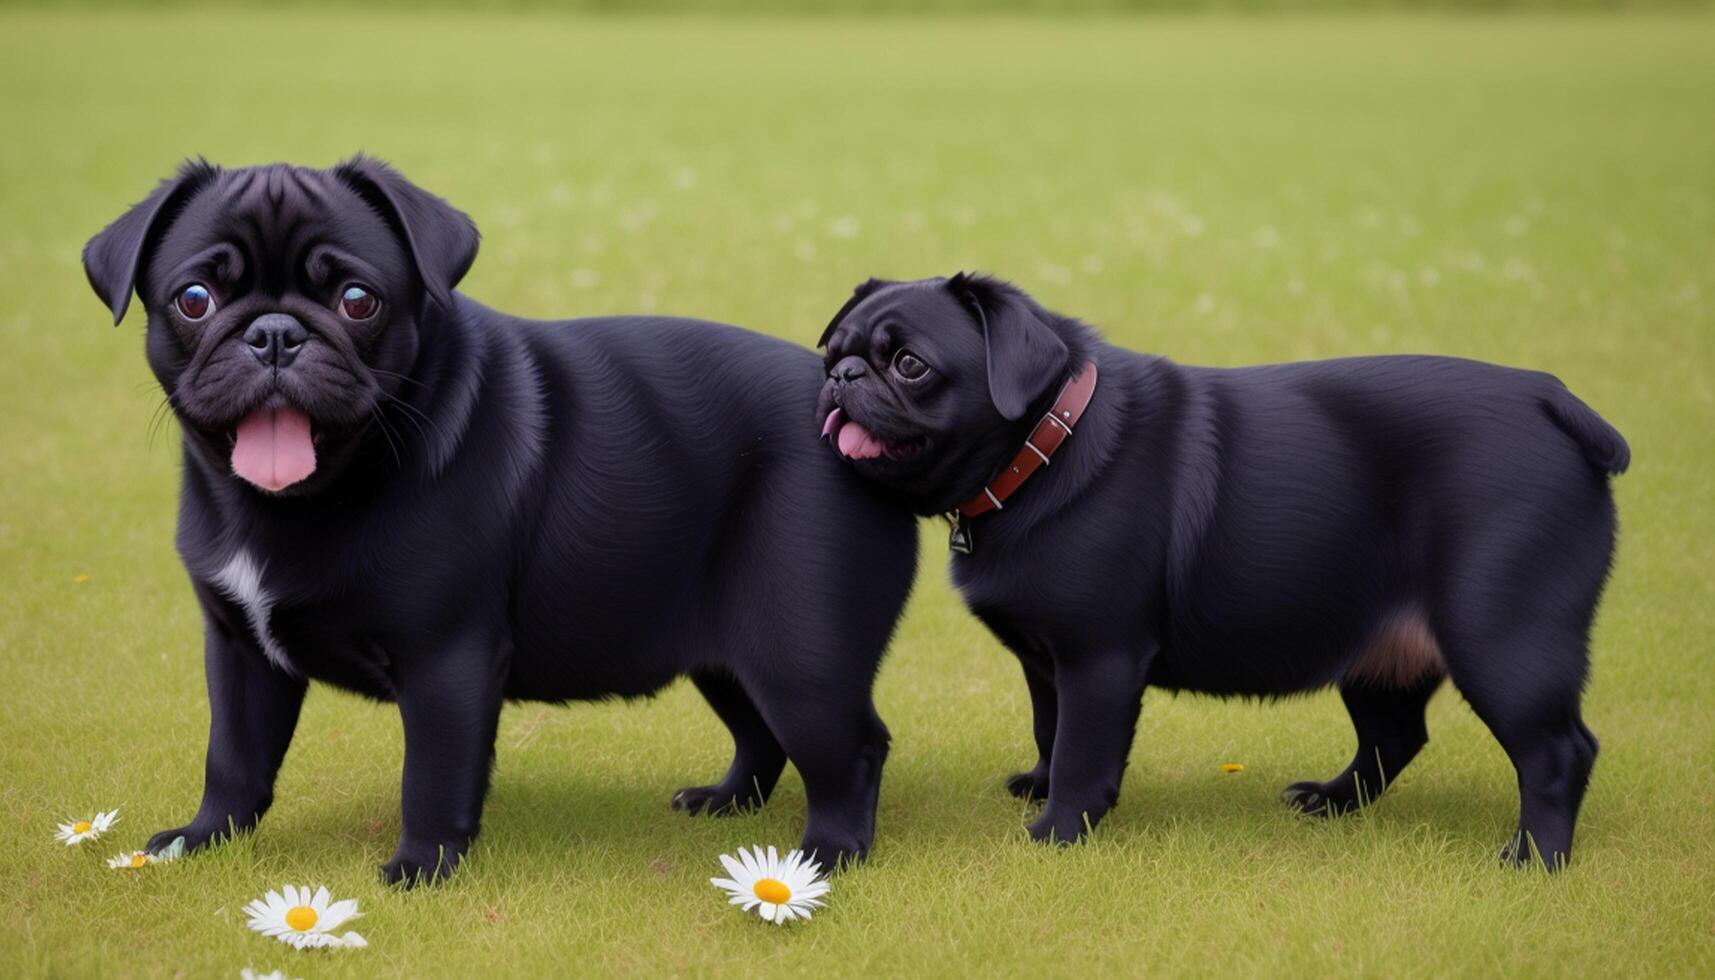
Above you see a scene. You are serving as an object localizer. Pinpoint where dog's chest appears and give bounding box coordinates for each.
[201,548,402,696]
[209,550,292,672]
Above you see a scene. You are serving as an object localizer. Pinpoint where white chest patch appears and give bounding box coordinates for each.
[210,550,293,673]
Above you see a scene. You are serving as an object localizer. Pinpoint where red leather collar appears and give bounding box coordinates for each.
[956,360,1099,519]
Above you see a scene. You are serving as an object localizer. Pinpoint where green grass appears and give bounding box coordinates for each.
[2,11,1713,978]
[7,0,1714,13]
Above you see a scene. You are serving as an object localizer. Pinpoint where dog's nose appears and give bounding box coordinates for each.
[243,314,308,369]
[831,356,868,383]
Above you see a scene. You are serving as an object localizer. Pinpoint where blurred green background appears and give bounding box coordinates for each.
[2,7,1712,979]
[3,0,1712,11]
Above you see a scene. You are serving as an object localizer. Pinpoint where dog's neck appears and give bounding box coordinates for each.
[390,293,486,478]
[946,315,1130,551]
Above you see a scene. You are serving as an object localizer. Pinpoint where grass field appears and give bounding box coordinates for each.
[2,11,1712,978]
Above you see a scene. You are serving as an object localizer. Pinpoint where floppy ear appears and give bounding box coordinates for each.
[334,155,479,312]
[817,277,889,349]
[949,273,1069,421]
[83,160,216,325]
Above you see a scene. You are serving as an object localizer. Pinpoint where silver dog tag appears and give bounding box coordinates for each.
[946,513,973,554]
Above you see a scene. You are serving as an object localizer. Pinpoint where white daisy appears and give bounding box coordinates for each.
[106,838,183,870]
[240,969,299,980]
[107,851,152,870]
[243,885,367,950]
[54,808,119,846]
[710,844,830,924]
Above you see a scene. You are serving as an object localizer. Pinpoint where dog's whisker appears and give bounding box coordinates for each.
[144,390,186,449]
[378,390,441,444]
[381,402,428,444]
[370,367,433,391]
[366,407,403,471]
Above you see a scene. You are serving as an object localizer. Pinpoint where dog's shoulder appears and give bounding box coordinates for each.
[498,310,816,367]
[491,309,825,421]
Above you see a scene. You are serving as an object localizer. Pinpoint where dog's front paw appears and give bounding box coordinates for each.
[1497,831,1569,871]
[1280,780,1359,818]
[798,835,867,874]
[144,820,232,857]
[1497,832,1533,869]
[1027,807,1098,846]
[671,783,764,816]
[1005,767,1050,801]
[380,841,466,887]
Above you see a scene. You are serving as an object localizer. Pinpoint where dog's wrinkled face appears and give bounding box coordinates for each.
[83,157,477,495]
[816,275,1070,514]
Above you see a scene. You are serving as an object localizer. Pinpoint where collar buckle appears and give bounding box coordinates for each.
[952,360,1100,525]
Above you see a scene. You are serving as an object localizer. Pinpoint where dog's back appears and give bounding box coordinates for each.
[1160,354,1624,696]
[443,308,920,701]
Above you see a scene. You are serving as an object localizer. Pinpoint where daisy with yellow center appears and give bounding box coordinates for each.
[710,844,830,924]
[243,885,367,950]
[107,837,183,870]
[54,808,119,846]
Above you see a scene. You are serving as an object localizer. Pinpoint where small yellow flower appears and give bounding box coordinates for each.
[1220,763,1245,774]
[107,851,151,869]
[107,838,182,869]
[73,574,92,584]
[54,808,119,845]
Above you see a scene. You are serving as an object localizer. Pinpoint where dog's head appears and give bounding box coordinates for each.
[815,274,1076,514]
[82,156,478,495]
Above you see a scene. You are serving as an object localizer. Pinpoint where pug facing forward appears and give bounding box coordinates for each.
[815,274,1627,869]
[83,158,918,884]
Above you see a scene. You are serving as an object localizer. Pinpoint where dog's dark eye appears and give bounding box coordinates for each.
[176,284,213,321]
[892,348,930,381]
[339,284,380,321]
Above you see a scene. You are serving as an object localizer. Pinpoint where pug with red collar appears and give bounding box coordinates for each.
[815,273,1627,869]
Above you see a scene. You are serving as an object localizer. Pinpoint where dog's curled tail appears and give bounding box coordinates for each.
[1544,383,1630,476]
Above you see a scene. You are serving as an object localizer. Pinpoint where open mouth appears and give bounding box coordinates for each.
[821,407,926,462]
[228,399,319,492]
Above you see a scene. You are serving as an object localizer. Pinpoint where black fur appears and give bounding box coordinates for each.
[816,274,1626,869]
[82,158,918,885]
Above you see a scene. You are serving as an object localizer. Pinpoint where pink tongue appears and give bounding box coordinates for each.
[231,405,317,492]
[836,418,888,460]
[821,407,845,440]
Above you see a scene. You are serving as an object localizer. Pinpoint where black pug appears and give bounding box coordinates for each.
[815,274,1627,869]
[81,157,918,885]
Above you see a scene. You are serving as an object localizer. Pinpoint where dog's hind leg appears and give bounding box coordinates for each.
[1441,622,1598,871]
[744,662,890,871]
[1282,671,1443,817]
[1432,477,1612,870]
[672,668,787,816]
